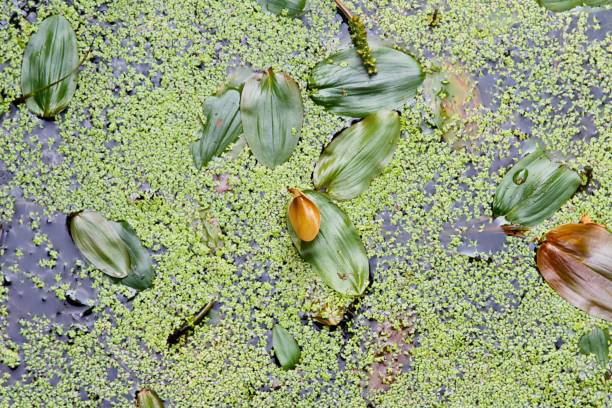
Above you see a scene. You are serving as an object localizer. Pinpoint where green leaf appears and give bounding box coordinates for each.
[287,191,369,296]
[241,68,304,168]
[272,324,301,369]
[21,15,79,119]
[538,0,611,12]
[136,388,165,408]
[191,89,242,170]
[578,327,610,368]
[313,110,400,200]
[259,0,307,17]
[308,46,424,117]
[69,211,155,291]
[492,148,581,227]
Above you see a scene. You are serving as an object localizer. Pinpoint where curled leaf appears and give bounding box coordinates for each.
[536,220,612,321]
[309,46,424,117]
[492,148,581,227]
[21,15,79,118]
[68,211,155,291]
[288,188,320,242]
[241,68,304,168]
[259,0,307,17]
[136,388,165,408]
[287,191,369,296]
[313,110,400,200]
[272,324,301,369]
[578,327,610,368]
[538,0,611,12]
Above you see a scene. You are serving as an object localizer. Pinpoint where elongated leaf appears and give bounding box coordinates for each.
[308,46,424,117]
[241,69,304,168]
[536,221,612,321]
[288,191,369,296]
[191,89,242,169]
[313,110,400,200]
[136,388,165,408]
[578,327,610,368]
[492,148,581,227]
[21,15,79,118]
[69,211,155,291]
[538,0,611,12]
[272,324,301,369]
[259,0,307,17]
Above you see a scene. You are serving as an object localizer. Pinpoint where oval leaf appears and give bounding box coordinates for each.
[272,324,301,369]
[288,188,320,242]
[538,0,611,12]
[313,110,400,200]
[136,388,165,408]
[191,89,242,170]
[536,221,612,321]
[287,191,369,296]
[259,0,307,17]
[69,211,155,290]
[492,148,581,227]
[241,69,304,168]
[578,327,610,368]
[21,15,79,118]
[308,46,424,117]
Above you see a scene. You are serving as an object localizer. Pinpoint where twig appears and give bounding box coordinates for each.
[167,298,216,345]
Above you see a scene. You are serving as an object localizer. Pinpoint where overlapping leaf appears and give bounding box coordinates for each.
[241,68,304,168]
[191,89,242,170]
[308,46,424,117]
[287,191,368,296]
[536,221,612,321]
[272,324,301,369]
[578,327,610,368]
[492,148,581,227]
[313,110,400,200]
[259,0,307,17]
[21,15,79,118]
[69,211,155,291]
[538,0,611,12]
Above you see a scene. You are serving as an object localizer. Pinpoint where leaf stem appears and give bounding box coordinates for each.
[335,0,353,19]
[167,297,216,345]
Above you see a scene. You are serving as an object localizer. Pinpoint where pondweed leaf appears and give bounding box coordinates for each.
[492,148,581,227]
[136,388,165,408]
[191,89,242,170]
[21,15,79,118]
[287,191,369,296]
[288,188,321,242]
[241,68,304,168]
[69,211,155,291]
[578,327,610,368]
[313,110,400,200]
[309,46,424,117]
[536,218,612,321]
[259,0,307,17]
[538,0,611,12]
[272,324,301,369]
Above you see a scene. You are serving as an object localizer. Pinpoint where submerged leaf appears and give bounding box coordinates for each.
[492,148,581,227]
[69,211,155,290]
[536,220,612,321]
[538,0,611,12]
[287,191,369,296]
[288,188,321,242]
[241,68,304,168]
[136,388,165,408]
[309,46,424,117]
[313,110,400,200]
[578,327,610,368]
[21,15,79,118]
[259,0,307,17]
[272,324,301,369]
[191,89,242,170]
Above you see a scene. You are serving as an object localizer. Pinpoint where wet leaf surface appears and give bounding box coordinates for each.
[272,324,300,369]
[578,327,610,368]
[538,0,611,12]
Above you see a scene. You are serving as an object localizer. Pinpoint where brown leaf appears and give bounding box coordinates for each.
[537,221,612,321]
[287,188,320,242]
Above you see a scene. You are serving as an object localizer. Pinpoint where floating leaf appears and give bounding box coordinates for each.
[168,298,216,345]
[241,68,304,168]
[272,324,301,369]
[287,188,321,242]
[136,388,165,408]
[313,110,400,200]
[191,89,242,170]
[309,46,424,117]
[21,15,79,118]
[578,327,610,368]
[69,211,155,291]
[492,148,581,227]
[259,0,307,17]
[538,0,611,12]
[287,191,369,296]
[536,220,612,321]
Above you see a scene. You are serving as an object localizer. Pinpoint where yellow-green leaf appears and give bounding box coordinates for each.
[136,388,164,408]
[538,0,611,12]
[259,0,307,17]
[578,327,610,368]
